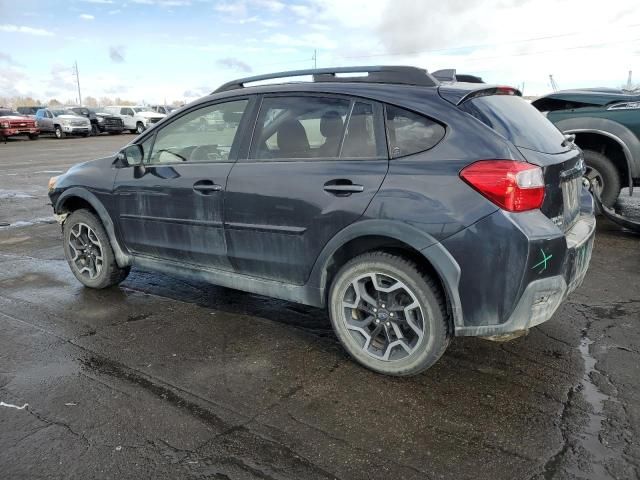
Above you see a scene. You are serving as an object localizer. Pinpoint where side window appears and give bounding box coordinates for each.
[120,108,128,115]
[147,99,248,164]
[36,110,44,118]
[251,96,350,160]
[47,111,53,118]
[385,105,445,158]
[341,102,381,158]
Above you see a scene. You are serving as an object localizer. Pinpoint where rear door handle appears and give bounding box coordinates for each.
[323,180,364,195]
[193,180,222,194]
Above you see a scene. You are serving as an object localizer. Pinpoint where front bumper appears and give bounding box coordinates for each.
[1,127,39,137]
[62,125,90,134]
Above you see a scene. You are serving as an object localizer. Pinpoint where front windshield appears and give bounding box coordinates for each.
[0,110,19,116]
[52,109,77,117]
[133,107,144,113]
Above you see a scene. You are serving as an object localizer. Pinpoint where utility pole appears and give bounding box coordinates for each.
[627,70,633,90]
[549,74,558,92]
[312,49,317,69]
[73,61,82,105]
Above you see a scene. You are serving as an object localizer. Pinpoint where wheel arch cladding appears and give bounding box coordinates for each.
[556,116,640,185]
[309,219,462,331]
[56,188,132,268]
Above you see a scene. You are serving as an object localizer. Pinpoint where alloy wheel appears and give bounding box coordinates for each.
[68,222,104,279]
[340,272,426,362]
[584,166,604,196]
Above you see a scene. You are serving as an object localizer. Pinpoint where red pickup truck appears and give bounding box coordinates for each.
[0,108,40,141]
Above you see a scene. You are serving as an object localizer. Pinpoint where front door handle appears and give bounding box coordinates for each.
[323,180,364,195]
[193,180,222,194]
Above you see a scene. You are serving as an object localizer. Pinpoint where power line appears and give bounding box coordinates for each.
[328,23,640,62]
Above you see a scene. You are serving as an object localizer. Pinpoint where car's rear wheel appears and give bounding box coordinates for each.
[582,149,621,208]
[136,122,145,134]
[63,209,130,289]
[54,125,64,139]
[328,252,451,376]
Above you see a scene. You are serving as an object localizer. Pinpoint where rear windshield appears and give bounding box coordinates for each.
[461,95,567,154]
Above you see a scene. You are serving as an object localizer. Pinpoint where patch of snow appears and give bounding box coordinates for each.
[0,401,28,410]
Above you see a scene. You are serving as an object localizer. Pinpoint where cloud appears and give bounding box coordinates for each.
[0,52,21,67]
[79,14,95,20]
[0,24,54,36]
[108,9,121,14]
[216,57,252,73]
[265,32,337,50]
[109,45,126,63]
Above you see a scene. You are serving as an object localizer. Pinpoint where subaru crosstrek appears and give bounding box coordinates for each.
[48,66,595,376]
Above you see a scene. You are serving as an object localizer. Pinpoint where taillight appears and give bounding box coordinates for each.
[460,160,545,212]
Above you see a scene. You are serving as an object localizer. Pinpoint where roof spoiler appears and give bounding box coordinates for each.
[213,65,440,93]
[432,69,484,84]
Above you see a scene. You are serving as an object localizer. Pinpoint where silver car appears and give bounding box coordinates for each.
[35,108,91,139]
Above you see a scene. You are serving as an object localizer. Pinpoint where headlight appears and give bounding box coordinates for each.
[0,121,9,128]
[60,119,71,125]
[48,175,60,191]
[607,101,640,110]
[97,117,105,123]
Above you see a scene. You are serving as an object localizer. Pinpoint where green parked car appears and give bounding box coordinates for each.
[532,88,640,206]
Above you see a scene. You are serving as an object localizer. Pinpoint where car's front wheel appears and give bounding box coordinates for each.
[583,149,621,208]
[136,122,145,134]
[328,252,451,376]
[54,126,64,139]
[63,209,130,289]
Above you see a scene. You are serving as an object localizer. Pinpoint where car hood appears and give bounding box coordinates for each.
[534,90,640,107]
[56,114,89,121]
[137,111,166,118]
[1,115,34,122]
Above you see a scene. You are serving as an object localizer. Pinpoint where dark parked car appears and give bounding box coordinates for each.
[47,66,595,376]
[532,88,640,206]
[90,109,125,135]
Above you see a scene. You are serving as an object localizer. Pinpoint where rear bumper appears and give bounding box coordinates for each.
[442,186,596,337]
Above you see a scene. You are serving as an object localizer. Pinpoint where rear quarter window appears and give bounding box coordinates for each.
[385,105,445,158]
[462,95,567,154]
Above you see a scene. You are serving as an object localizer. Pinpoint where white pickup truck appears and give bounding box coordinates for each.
[104,106,165,134]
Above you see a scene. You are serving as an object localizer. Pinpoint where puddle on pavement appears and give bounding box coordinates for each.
[572,335,615,480]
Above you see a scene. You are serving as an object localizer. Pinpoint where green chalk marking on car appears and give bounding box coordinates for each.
[532,249,553,273]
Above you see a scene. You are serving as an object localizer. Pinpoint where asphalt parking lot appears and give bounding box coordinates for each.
[1,135,639,480]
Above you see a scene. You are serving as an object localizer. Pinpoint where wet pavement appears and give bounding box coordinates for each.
[1,136,639,479]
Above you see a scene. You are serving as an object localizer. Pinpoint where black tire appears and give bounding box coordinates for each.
[91,124,100,136]
[63,209,130,289]
[136,122,145,134]
[54,125,64,139]
[328,252,451,376]
[582,149,621,208]
[28,134,39,140]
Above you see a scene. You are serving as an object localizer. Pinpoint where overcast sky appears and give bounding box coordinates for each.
[1,0,639,104]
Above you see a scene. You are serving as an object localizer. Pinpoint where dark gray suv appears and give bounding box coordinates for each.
[48,66,595,376]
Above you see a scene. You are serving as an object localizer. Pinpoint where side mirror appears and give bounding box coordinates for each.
[116,144,144,167]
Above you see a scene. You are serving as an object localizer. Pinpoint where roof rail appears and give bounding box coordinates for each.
[213,65,439,93]
[432,69,484,84]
